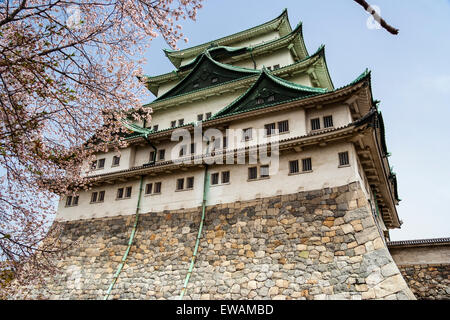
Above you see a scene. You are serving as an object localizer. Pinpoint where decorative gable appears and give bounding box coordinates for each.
[213,68,328,118]
[154,52,259,102]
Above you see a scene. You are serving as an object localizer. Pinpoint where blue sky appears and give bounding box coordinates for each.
[142,0,450,241]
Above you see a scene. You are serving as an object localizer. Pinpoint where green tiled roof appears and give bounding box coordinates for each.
[127,69,370,140]
[163,9,292,67]
[153,51,260,102]
[142,23,308,95]
[212,67,328,118]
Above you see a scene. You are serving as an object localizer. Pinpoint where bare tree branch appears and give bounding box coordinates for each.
[353,0,399,35]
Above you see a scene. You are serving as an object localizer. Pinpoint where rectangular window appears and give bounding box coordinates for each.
[179,145,187,157]
[243,128,253,141]
[98,191,105,202]
[149,151,156,162]
[248,167,258,180]
[197,114,203,121]
[289,160,299,174]
[278,120,289,133]
[154,182,162,194]
[66,196,72,207]
[153,125,159,131]
[311,118,321,131]
[98,158,105,169]
[264,123,276,136]
[91,192,98,203]
[171,120,176,128]
[178,119,184,126]
[211,173,219,185]
[72,196,79,206]
[112,155,120,166]
[302,158,312,172]
[176,178,184,191]
[260,165,269,178]
[186,177,194,189]
[190,143,196,155]
[324,115,334,128]
[145,183,153,195]
[221,171,230,184]
[206,112,212,119]
[125,187,132,198]
[117,188,124,199]
[223,136,228,149]
[339,151,350,166]
[159,149,165,161]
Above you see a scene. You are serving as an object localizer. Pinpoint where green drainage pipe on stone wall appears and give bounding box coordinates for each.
[179,165,209,300]
[104,175,145,300]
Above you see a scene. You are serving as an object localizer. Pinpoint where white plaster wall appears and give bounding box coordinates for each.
[149,91,242,131]
[84,147,133,177]
[157,79,180,97]
[288,73,314,87]
[57,142,361,221]
[230,48,295,71]
[305,104,352,132]
[231,31,280,49]
[84,104,354,177]
[177,31,282,68]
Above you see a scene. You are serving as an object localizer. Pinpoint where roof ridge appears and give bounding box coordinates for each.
[163,9,289,54]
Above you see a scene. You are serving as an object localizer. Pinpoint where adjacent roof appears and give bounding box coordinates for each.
[163,9,295,68]
[143,46,333,104]
[387,238,450,248]
[142,24,313,96]
[213,67,327,118]
[154,51,259,102]
[129,69,371,141]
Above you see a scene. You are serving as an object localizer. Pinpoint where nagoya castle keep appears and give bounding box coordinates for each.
[24,9,443,300]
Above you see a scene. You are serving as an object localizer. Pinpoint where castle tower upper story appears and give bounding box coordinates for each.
[58,9,401,242]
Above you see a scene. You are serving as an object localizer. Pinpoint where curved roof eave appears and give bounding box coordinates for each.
[162,9,291,68]
[212,67,328,118]
[143,28,312,96]
[142,47,343,107]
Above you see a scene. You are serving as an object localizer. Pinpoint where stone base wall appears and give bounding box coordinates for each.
[19,182,415,300]
[396,264,449,300]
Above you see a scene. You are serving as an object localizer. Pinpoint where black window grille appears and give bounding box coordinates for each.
[278,120,289,133]
[176,178,184,190]
[289,160,299,174]
[264,123,276,136]
[311,118,321,130]
[339,152,349,166]
[159,149,165,160]
[125,187,132,198]
[302,158,312,172]
[248,167,257,180]
[117,188,124,199]
[222,171,230,184]
[211,173,219,185]
[324,115,334,128]
[187,177,194,189]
